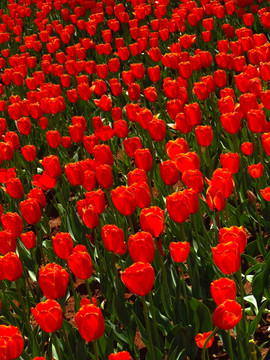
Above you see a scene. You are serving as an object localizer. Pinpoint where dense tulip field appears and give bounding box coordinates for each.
[0,0,270,359]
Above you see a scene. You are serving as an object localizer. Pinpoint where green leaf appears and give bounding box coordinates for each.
[189,297,212,333]
[249,301,268,336]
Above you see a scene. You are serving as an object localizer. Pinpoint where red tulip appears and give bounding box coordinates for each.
[75,298,104,342]
[52,232,73,260]
[39,263,69,300]
[121,262,155,296]
[212,242,240,275]
[128,231,155,263]
[2,252,23,281]
[1,212,23,238]
[210,277,237,305]
[166,191,190,223]
[20,231,36,250]
[111,186,136,216]
[0,325,24,360]
[68,245,93,280]
[140,206,164,238]
[101,224,127,255]
[195,331,214,349]
[169,242,190,262]
[19,199,41,225]
[31,300,63,333]
[212,299,242,330]
[218,226,247,254]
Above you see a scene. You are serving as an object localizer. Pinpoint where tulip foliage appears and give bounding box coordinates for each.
[0,0,270,359]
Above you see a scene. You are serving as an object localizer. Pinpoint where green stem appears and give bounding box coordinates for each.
[249,339,257,360]
[127,215,135,234]
[179,222,187,242]
[148,291,161,349]
[180,263,190,324]
[156,243,171,307]
[85,278,93,302]
[225,199,229,226]
[61,328,74,360]
[104,188,117,223]
[227,330,234,360]
[142,296,156,360]
[254,204,266,257]
[206,147,213,177]
[52,333,62,360]
[67,265,80,311]
[92,340,100,360]
[202,327,219,360]
[112,253,122,295]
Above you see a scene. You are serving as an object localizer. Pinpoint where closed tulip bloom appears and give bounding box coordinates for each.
[82,170,96,191]
[41,155,62,178]
[68,245,93,280]
[174,152,200,174]
[241,142,253,156]
[211,168,234,199]
[109,351,133,360]
[19,199,41,225]
[247,163,264,178]
[128,231,155,263]
[195,331,214,349]
[111,186,136,216]
[169,241,190,262]
[0,325,24,360]
[140,206,164,238]
[212,299,242,330]
[85,189,105,214]
[21,145,36,162]
[27,188,47,208]
[2,252,23,281]
[121,262,155,296]
[182,169,204,194]
[1,212,23,238]
[220,153,240,174]
[83,205,99,229]
[220,112,241,134]
[213,69,227,88]
[20,231,36,250]
[185,189,199,214]
[93,144,114,166]
[134,148,152,172]
[46,130,61,148]
[38,263,69,300]
[75,299,104,342]
[101,224,127,255]
[95,164,113,189]
[166,138,189,161]
[247,109,266,133]
[0,230,16,255]
[31,300,63,333]
[210,277,237,305]
[123,137,142,158]
[65,162,84,186]
[17,117,31,136]
[212,242,240,274]
[6,178,23,199]
[261,133,270,156]
[148,118,166,142]
[127,168,148,186]
[159,160,179,186]
[129,180,151,208]
[144,87,158,102]
[166,191,190,223]
[195,125,213,147]
[218,226,247,254]
[148,65,160,82]
[52,233,73,259]
[184,102,201,126]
